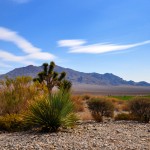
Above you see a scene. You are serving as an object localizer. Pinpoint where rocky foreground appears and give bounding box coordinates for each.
[0,121,149,150]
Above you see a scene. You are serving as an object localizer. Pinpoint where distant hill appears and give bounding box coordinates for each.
[0,65,150,86]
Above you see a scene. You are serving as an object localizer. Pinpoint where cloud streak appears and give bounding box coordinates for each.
[0,27,56,67]
[0,49,36,65]
[58,40,150,54]
[0,27,40,54]
[58,39,86,47]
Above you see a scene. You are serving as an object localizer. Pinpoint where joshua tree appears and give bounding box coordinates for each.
[58,79,72,93]
[33,61,67,94]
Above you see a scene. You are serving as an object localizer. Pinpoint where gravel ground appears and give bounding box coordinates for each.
[0,121,149,150]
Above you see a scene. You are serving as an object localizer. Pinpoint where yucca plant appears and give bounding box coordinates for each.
[25,91,78,132]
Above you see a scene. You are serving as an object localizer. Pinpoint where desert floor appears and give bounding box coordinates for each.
[72,84,150,96]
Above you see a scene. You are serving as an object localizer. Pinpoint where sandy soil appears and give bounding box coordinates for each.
[0,121,149,150]
[72,84,150,95]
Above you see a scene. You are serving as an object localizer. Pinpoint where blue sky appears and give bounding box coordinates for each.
[0,0,150,82]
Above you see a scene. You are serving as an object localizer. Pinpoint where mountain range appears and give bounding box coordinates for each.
[0,65,150,86]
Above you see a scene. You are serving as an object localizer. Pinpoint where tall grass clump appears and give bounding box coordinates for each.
[129,97,150,123]
[87,98,114,122]
[0,76,47,115]
[0,114,25,132]
[25,91,78,132]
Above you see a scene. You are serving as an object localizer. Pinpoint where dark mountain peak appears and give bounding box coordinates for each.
[104,73,120,78]
[104,73,113,75]
[26,65,35,68]
[0,65,150,86]
[136,81,150,86]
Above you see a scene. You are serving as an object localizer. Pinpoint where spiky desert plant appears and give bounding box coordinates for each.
[33,61,66,94]
[25,91,78,132]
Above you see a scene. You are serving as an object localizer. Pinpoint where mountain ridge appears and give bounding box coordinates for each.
[0,65,150,86]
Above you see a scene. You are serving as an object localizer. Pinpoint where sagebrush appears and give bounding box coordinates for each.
[0,76,48,115]
[87,98,114,122]
[0,114,25,131]
[129,97,150,123]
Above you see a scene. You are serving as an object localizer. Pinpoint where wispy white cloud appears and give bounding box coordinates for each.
[0,27,56,68]
[58,39,150,54]
[0,49,35,65]
[0,27,40,54]
[0,50,24,62]
[26,52,56,60]
[58,39,86,47]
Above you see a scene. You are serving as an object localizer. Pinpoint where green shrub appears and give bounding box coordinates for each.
[129,97,150,123]
[0,114,25,132]
[87,98,114,122]
[115,113,134,121]
[25,91,78,132]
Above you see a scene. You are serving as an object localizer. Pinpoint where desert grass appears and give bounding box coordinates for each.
[71,94,133,121]
[0,76,149,132]
[0,77,48,116]
[71,95,84,112]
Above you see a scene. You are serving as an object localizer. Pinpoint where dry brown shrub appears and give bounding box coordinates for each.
[77,111,93,121]
[82,94,92,100]
[71,95,84,112]
[129,97,150,123]
[114,113,134,121]
[87,97,114,122]
[0,76,48,115]
[105,97,128,112]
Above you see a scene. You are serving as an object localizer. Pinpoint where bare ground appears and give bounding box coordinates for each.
[72,84,150,95]
[0,121,149,150]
